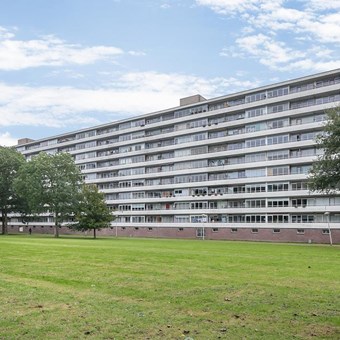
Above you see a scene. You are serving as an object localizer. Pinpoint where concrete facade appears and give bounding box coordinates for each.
[12,69,340,243]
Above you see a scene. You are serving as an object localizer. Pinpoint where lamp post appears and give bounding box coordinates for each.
[202,214,207,241]
[324,212,333,246]
[115,215,118,238]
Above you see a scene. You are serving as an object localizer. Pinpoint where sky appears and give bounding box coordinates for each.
[0,0,340,146]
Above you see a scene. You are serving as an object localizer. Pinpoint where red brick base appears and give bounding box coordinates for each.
[7,225,340,244]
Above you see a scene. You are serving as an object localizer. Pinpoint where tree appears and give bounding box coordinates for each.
[0,147,26,235]
[71,184,113,239]
[14,152,83,237]
[309,106,340,193]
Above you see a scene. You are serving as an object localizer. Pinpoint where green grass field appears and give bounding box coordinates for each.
[0,235,339,339]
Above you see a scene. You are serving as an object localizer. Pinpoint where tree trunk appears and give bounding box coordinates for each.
[1,210,8,235]
[54,214,59,238]
[1,213,3,235]
[93,228,96,239]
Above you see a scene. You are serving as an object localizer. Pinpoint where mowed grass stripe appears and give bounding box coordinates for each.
[0,235,339,339]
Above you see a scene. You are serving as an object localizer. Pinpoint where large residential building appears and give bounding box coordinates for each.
[13,69,340,243]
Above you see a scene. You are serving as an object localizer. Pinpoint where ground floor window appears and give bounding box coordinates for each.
[196,228,206,238]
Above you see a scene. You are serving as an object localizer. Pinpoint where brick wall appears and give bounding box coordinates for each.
[8,225,340,244]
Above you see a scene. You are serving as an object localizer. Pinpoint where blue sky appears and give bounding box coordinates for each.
[0,0,340,146]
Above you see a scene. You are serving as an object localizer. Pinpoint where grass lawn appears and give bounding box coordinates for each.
[0,235,339,339]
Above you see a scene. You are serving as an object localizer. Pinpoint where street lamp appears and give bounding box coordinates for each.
[201,214,208,241]
[324,212,333,246]
[116,215,119,238]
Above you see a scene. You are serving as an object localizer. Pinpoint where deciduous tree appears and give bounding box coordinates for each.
[15,152,83,237]
[309,107,340,193]
[0,147,25,234]
[71,184,113,239]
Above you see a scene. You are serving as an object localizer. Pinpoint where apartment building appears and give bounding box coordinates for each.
[13,69,340,243]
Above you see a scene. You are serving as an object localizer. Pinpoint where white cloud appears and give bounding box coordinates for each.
[279,59,340,73]
[0,71,261,130]
[118,71,258,97]
[249,7,340,43]
[198,0,340,72]
[230,34,304,68]
[0,27,123,71]
[221,33,340,72]
[0,26,16,39]
[0,132,17,146]
[128,50,146,56]
[306,0,340,11]
[307,13,340,43]
[195,0,279,15]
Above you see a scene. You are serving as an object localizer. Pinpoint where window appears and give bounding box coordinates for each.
[245,168,266,178]
[322,229,330,234]
[131,119,145,127]
[228,215,245,223]
[291,165,312,175]
[267,166,289,176]
[246,138,266,148]
[231,228,238,233]
[267,135,289,145]
[267,150,289,161]
[245,92,266,103]
[131,168,145,175]
[273,229,281,233]
[251,228,258,233]
[76,141,96,150]
[297,229,305,234]
[76,131,96,139]
[175,173,207,184]
[246,199,266,208]
[174,105,208,118]
[267,87,289,98]
[131,204,145,211]
[267,118,288,129]
[196,228,206,238]
[290,83,314,93]
[268,215,289,223]
[267,199,289,208]
[190,202,208,210]
[245,184,266,193]
[131,131,145,140]
[148,227,153,231]
[212,228,219,232]
[227,142,244,150]
[134,227,139,230]
[291,215,314,223]
[132,216,145,223]
[292,199,307,207]
[178,228,184,231]
[119,122,131,130]
[267,103,289,113]
[245,153,266,163]
[191,215,208,223]
[291,182,309,191]
[246,215,266,223]
[175,216,190,223]
[246,107,266,118]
